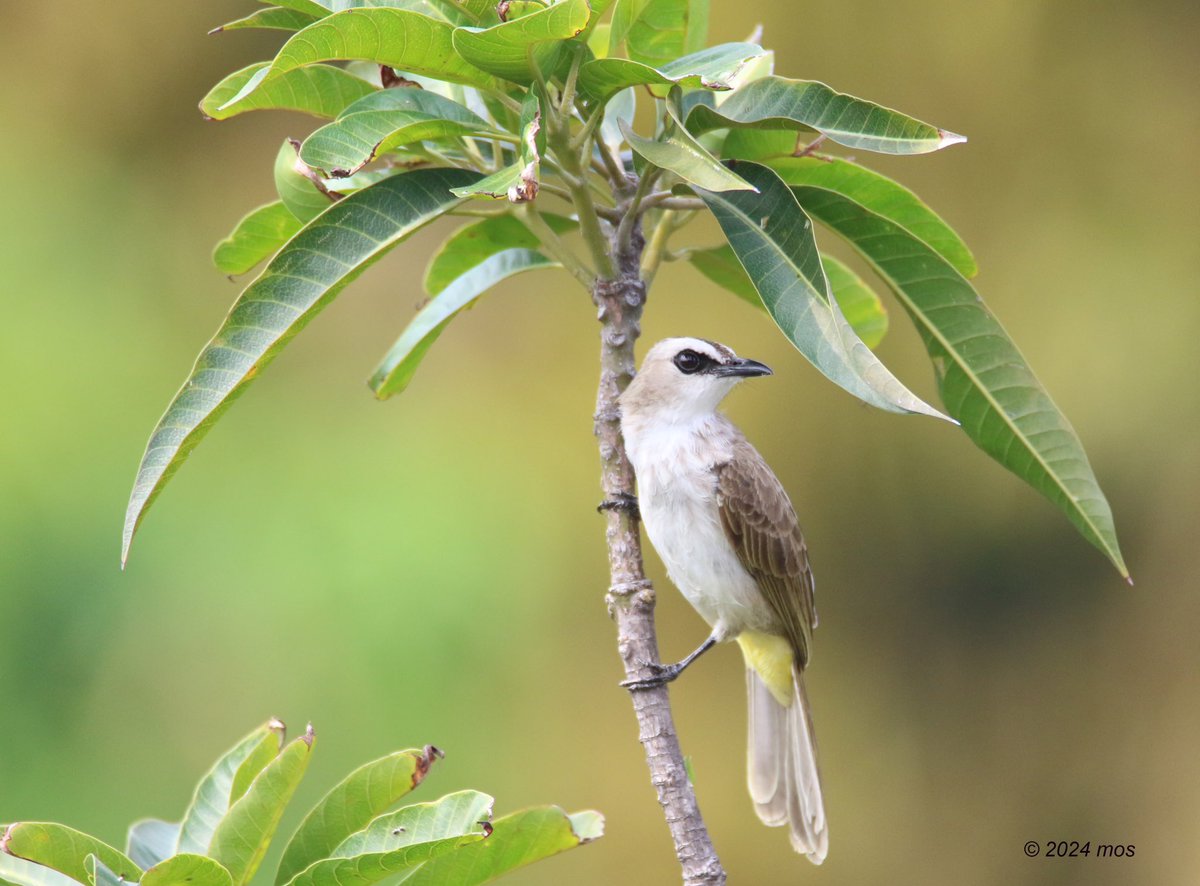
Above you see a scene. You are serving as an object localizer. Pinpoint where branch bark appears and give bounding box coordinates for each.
[592,215,726,886]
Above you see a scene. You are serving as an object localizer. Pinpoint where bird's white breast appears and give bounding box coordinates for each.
[624,414,771,640]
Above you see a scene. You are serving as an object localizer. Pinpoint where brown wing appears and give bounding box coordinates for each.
[716,437,817,669]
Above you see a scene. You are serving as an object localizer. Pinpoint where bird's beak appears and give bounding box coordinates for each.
[713,357,773,378]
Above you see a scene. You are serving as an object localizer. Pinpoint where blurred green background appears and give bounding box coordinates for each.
[2,2,1197,884]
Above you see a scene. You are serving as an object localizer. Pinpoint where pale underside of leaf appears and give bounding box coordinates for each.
[372,248,557,397]
[791,183,1127,577]
[688,76,965,155]
[125,820,181,872]
[578,42,763,102]
[121,169,481,565]
[619,119,754,192]
[696,162,950,421]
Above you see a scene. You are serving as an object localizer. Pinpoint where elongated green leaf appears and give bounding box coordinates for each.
[766,156,977,277]
[620,117,753,192]
[124,821,180,872]
[177,721,285,855]
[372,248,556,397]
[435,0,498,25]
[84,858,123,886]
[275,747,442,886]
[335,87,488,123]
[285,792,492,886]
[122,168,480,563]
[423,213,573,293]
[578,42,763,102]
[688,244,888,348]
[789,181,1128,576]
[211,7,319,33]
[451,93,540,201]
[688,76,965,155]
[822,254,888,350]
[1,826,140,886]
[221,9,498,111]
[202,63,377,121]
[231,732,283,805]
[141,856,231,886]
[274,140,338,224]
[399,807,603,886]
[209,730,314,886]
[451,0,590,83]
[0,853,81,886]
[214,202,303,277]
[300,111,496,176]
[696,162,947,420]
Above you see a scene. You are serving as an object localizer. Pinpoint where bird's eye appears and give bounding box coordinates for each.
[673,349,707,374]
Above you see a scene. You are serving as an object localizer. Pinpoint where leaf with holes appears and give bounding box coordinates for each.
[786,175,1128,577]
[121,168,480,564]
[275,747,442,886]
[201,63,377,121]
[688,76,965,155]
[399,807,603,886]
[283,791,492,886]
[696,162,948,420]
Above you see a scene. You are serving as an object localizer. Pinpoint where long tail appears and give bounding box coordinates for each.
[746,664,828,863]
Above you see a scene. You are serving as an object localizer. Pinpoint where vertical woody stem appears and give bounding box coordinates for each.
[592,214,726,886]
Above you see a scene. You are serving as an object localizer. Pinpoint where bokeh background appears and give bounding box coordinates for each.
[2,2,1197,884]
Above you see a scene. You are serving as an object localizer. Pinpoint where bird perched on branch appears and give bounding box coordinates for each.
[619,337,827,864]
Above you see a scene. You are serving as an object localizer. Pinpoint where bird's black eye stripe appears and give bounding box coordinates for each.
[673,349,711,374]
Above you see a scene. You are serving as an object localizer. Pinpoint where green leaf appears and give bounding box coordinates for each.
[284,792,492,886]
[578,42,763,102]
[274,139,336,224]
[124,821,180,872]
[687,76,966,155]
[822,254,888,350]
[1,826,140,886]
[177,721,285,856]
[789,181,1128,577]
[688,244,888,348]
[201,63,377,121]
[618,0,704,66]
[398,807,603,886]
[121,168,480,563]
[210,7,319,34]
[271,0,330,17]
[696,162,948,421]
[214,203,303,277]
[275,747,442,886]
[371,248,557,397]
[141,856,232,886]
[451,93,540,201]
[620,108,754,192]
[766,156,977,277]
[423,213,574,293]
[299,90,496,175]
[451,0,590,84]
[220,9,499,111]
[0,854,81,886]
[209,729,314,886]
[84,858,123,886]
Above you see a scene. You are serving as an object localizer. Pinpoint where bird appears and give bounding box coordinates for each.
[618,336,827,864]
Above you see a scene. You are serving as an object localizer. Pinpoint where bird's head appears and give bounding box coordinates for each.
[620,337,772,422]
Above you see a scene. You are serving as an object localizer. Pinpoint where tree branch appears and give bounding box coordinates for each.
[592,211,726,886]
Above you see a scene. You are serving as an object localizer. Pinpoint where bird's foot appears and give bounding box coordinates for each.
[598,492,639,519]
[620,661,684,691]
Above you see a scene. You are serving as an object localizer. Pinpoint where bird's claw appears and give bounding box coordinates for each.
[598,492,640,519]
[620,661,684,691]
